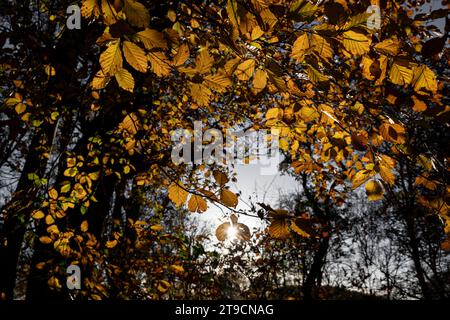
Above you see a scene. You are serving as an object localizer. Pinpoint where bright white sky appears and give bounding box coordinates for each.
[199,156,299,236]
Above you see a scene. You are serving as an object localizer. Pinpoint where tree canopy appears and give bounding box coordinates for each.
[0,0,448,300]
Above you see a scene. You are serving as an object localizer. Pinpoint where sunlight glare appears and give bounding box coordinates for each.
[227,225,238,241]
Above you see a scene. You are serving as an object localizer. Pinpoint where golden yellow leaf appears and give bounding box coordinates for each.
[310,34,333,60]
[168,182,188,207]
[81,220,89,232]
[374,38,401,56]
[203,71,232,93]
[123,0,150,28]
[32,210,45,220]
[268,218,290,239]
[220,189,238,208]
[15,103,26,114]
[44,65,56,77]
[136,28,167,50]
[92,70,110,90]
[361,56,376,80]
[352,169,374,189]
[48,188,58,200]
[291,33,309,62]
[187,195,208,213]
[119,113,140,135]
[115,68,135,92]
[172,43,189,67]
[157,280,171,293]
[365,180,384,201]
[195,49,214,74]
[122,41,147,73]
[39,236,53,244]
[306,65,328,83]
[299,106,319,122]
[415,175,437,190]
[290,218,311,238]
[389,60,413,86]
[251,25,264,40]
[235,59,255,81]
[99,40,123,76]
[170,264,185,274]
[412,65,437,94]
[189,83,211,106]
[379,165,395,185]
[266,107,282,120]
[150,224,164,231]
[148,52,171,77]
[81,0,100,18]
[45,215,54,225]
[412,95,427,112]
[101,0,117,25]
[252,69,268,94]
[106,239,118,248]
[260,8,277,30]
[380,123,406,144]
[342,31,371,55]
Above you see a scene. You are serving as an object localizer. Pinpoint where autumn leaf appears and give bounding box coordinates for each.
[119,113,140,135]
[235,59,255,81]
[380,123,406,144]
[215,222,230,241]
[115,68,135,92]
[266,107,283,120]
[374,38,401,56]
[310,34,333,60]
[389,60,413,87]
[168,182,188,207]
[412,65,437,94]
[136,29,167,50]
[170,264,185,274]
[157,280,171,293]
[39,236,53,244]
[172,43,189,67]
[92,70,110,90]
[195,50,214,74]
[148,52,171,77]
[352,169,374,189]
[412,95,427,112]
[189,83,211,106]
[32,210,45,220]
[365,180,384,201]
[187,195,208,213]
[306,65,328,83]
[351,130,369,151]
[122,41,147,73]
[106,239,118,248]
[342,31,371,55]
[213,171,229,186]
[81,0,100,18]
[268,218,290,239]
[203,71,232,93]
[298,105,319,122]
[81,220,89,232]
[220,189,238,208]
[291,33,309,62]
[123,0,150,28]
[252,69,268,94]
[99,40,123,76]
[101,0,118,25]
